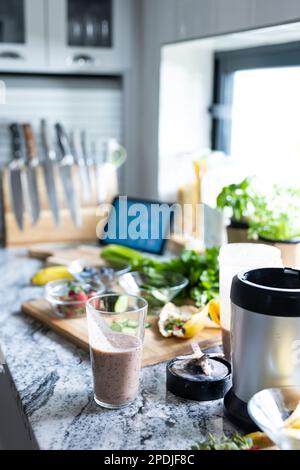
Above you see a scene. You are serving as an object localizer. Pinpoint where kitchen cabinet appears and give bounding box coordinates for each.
[0,0,46,71]
[47,0,133,73]
[175,0,215,42]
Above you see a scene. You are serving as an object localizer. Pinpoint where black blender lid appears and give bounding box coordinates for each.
[231,267,300,317]
[167,356,232,402]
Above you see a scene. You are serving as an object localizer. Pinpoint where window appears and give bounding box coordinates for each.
[212,41,300,185]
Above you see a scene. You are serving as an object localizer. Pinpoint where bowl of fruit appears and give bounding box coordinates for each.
[68,259,131,291]
[45,279,105,318]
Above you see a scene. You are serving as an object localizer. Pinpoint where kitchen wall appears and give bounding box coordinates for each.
[0,76,123,164]
[134,0,300,200]
[159,42,213,201]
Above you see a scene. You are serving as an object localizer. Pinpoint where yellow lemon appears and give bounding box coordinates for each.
[290,419,300,429]
[244,432,274,449]
[208,299,221,326]
[183,305,209,338]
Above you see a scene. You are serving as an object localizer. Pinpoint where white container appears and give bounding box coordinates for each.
[219,243,283,360]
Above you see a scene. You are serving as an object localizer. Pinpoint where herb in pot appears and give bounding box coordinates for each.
[216,177,256,224]
[249,186,300,241]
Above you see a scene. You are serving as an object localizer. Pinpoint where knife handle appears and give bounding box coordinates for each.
[9,123,26,161]
[23,123,37,161]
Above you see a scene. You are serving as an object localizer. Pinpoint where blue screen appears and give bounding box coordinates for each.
[100,197,173,254]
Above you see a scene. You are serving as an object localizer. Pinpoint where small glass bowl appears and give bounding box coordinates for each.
[68,259,131,290]
[248,387,300,450]
[45,279,105,319]
[118,271,188,311]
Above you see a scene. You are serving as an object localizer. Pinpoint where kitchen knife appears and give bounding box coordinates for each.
[55,123,81,227]
[93,141,109,204]
[8,123,25,230]
[22,124,40,225]
[41,119,60,225]
[92,139,127,204]
[81,130,93,198]
[71,130,92,202]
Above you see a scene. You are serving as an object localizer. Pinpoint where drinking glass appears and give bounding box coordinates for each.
[86,294,147,409]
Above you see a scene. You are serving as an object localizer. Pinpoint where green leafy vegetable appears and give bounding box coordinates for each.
[192,433,254,451]
[217,178,300,242]
[216,177,256,222]
[101,244,152,270]
[101,245,220,308]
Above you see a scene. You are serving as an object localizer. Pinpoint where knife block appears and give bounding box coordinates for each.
[2,165,118,246]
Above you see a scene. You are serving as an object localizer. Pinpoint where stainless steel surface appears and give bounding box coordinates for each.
[81,130,93,196]
[93,141,108,204]
[231,304,300,403]
[8,162,23,230]
[71,130,92,202]
[24,165,40,225]
[41,119,60,225]
[55,123,81,227]
[8,123,25,231]
[23,124,40,226]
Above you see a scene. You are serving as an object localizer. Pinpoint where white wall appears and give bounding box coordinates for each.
[134,0,300,200]
[159,42,213,200]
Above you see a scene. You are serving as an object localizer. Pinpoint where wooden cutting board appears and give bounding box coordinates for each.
[28,244,102,264]
[21,299,221,367]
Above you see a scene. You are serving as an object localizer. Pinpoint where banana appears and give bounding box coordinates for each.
[31,266,74,286]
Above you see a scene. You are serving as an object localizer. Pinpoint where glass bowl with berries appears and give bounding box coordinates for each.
[45,279,105,319]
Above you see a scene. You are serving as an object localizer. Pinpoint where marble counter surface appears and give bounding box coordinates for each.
[0,248,237,450]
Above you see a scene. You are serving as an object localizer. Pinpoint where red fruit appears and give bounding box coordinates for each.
[88,291,97,299]
[66,309,75,318]
[75,291,88,302]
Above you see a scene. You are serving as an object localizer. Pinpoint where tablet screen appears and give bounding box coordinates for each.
[99,197,173,255]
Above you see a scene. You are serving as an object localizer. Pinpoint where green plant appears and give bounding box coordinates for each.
[249,186,300,241]
[216,177,256,222]
[101,245,220,307]
[191,433,254,451]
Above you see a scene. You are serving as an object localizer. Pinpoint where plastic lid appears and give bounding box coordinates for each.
[231,268,300,317]
[166,357,232,401]
[219,243,282,266]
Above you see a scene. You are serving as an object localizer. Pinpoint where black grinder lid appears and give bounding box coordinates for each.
[231,268,300,317]
[167,357,232,402]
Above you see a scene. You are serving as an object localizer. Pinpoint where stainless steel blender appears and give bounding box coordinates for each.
[224,267,300,430]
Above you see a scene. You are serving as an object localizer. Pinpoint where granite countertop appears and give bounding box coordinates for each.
[0,248,237,450]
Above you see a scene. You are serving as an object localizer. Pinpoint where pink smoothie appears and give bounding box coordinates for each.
[90,332,142,406]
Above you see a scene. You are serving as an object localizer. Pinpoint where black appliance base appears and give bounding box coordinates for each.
[224,388,258,432]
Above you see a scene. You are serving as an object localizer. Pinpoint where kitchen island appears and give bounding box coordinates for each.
[0,248,237,450]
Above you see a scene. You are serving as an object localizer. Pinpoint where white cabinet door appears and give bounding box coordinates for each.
[0,0,46,71]
[175,0,215,41]
[47,0,133,73]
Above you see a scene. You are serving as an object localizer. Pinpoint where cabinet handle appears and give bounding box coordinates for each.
[0,51,24,60]
[72,54,95,66]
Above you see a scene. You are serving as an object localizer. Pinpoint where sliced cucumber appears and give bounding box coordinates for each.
[114,295,129,313]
